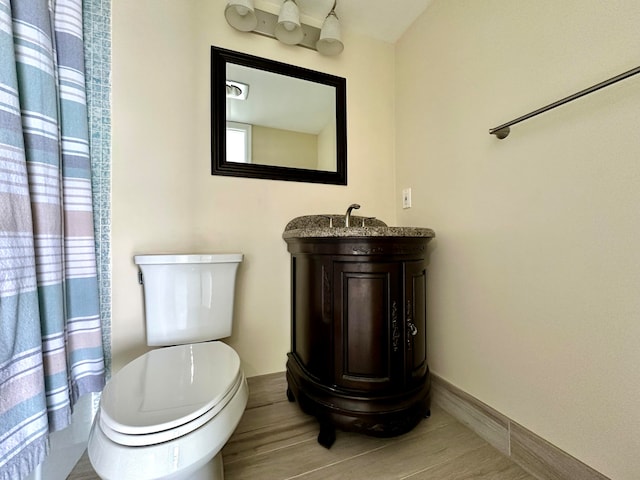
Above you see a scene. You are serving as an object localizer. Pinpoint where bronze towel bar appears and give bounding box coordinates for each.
[489,65,640,139]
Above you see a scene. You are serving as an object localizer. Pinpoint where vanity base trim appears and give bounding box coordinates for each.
[286,353,430,448]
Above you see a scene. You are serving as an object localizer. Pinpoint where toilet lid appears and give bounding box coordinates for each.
[100,342,241,438]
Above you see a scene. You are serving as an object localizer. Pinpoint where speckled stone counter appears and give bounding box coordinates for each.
[283,226,435,239]
[283,215,435,239]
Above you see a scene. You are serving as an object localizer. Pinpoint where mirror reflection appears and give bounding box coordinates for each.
[226,64,337,172]
[211,46,347,185]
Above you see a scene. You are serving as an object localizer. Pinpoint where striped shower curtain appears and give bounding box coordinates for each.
[0,1,105,479]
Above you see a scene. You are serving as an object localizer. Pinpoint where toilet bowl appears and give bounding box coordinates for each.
[88,254,246,479]
[88,342,248,479]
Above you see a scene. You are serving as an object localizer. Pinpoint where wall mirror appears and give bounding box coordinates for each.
[211,46,347,185]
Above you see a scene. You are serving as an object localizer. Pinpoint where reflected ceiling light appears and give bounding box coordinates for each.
[224,0,257,32]
[316,2,343,56]
[275,0,304,45]
[226,80,249,100]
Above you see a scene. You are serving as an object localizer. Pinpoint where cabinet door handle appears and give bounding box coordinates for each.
[406,300,418,339]
[392,301,400,352]
[406,300,416,351]
[408,322,418,336]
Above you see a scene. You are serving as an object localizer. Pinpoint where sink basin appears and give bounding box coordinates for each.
[285,214,387,229]
[283,215,435,239]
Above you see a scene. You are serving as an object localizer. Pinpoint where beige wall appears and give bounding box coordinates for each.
[112,0,639,476]
[317,119,337,172]
[111,1,396,376]
[395,1,640,479]
[251,126,317,169]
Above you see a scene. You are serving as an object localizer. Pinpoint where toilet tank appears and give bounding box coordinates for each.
[134,254,243,346]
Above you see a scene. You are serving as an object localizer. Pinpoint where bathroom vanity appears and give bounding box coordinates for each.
[283,215,435,447]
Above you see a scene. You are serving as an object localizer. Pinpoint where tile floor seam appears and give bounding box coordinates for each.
[223,436,318,466]
[282,443,392,480]
[280,421,458,480]
[399,444,491,479]
[230,417,316,438]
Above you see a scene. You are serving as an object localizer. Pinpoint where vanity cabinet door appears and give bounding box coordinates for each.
[404,261,428,386]
[333,261,404,392]
[291,255,334,384]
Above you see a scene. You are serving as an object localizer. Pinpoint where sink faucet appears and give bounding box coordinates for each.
[345,204,360,227]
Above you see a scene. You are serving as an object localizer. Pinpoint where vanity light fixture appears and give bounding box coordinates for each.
[224,0,258,32]
[274,0,304,45]
[224,0,344,56]
[316,2,343,56]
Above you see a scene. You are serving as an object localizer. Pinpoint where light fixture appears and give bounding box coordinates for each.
[275,0,304,45]
[225,0,258,32]
[226,80,249,100]
[223,0,344,56]
[316,2,343,56]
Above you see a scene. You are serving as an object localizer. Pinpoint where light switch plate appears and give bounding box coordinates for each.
[402,188,412,209]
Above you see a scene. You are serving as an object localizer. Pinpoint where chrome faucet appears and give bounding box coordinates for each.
[345,203,360,227]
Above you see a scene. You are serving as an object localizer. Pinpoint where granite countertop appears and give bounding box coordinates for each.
[283,226,436,239]
[283,215,435,239]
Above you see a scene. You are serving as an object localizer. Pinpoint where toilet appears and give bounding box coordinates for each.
[88,254,248,480]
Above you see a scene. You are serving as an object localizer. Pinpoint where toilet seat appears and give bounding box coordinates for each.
[99,342,242,446]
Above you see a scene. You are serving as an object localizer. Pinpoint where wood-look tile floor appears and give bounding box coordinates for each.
[68,374,536,479]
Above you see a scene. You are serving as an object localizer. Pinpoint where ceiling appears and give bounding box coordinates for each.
[259,0,434,44]
[227,62,334,134]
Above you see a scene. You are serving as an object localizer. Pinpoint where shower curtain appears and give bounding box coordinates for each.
[0,1,105,479]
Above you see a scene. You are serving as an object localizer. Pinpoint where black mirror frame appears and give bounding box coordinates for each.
[211,46,347,185]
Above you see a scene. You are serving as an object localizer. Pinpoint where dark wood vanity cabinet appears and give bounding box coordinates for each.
[284,236,432,447]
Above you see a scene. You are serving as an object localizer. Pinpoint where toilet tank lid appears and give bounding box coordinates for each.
[134,253,243,265]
